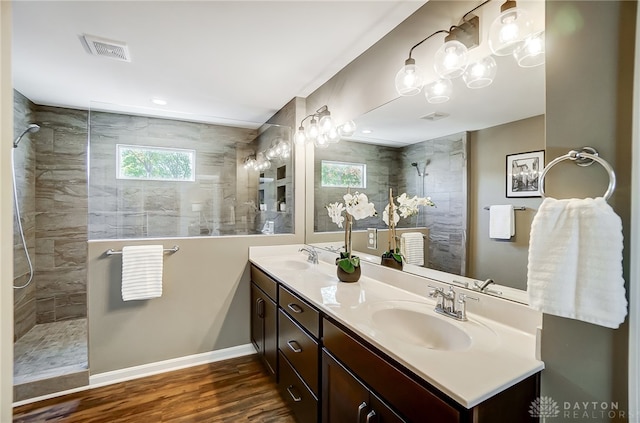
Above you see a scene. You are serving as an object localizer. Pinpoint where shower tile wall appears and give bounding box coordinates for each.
[34,105,89,323]
[398,133,467,274]
[88,111,259,239]
[314,140,401,232]
[13,92,37,340]
[312,133,467,275]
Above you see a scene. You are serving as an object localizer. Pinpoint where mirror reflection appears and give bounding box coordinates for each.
[309,41,545,302]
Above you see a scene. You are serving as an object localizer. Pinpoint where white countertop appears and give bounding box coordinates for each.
[249,244,544,409]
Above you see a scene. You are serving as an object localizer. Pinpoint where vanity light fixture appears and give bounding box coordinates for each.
[394,0,543,104]
[294,105,356,147]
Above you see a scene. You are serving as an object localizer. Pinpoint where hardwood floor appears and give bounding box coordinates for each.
[13,354,297,423]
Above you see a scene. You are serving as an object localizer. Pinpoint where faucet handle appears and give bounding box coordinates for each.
[428,285,443,296]
[458,293,479,302]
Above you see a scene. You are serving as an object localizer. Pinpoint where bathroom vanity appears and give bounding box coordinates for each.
[249,245,543,422]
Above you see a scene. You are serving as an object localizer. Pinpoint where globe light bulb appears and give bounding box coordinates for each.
[462,56,497,89]
[514,30,545,67]
[338,120,356,137]
[434,40,468,79]
[425,79,453,104]
[294,127,306,145]
[305,117,319,140]
[489,2,534,56]
[394,58,424,96]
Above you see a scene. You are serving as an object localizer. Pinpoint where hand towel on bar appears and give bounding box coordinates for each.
[401,232,424,266]
[121,245,164,301]
[527,197,627,329]
[489,205,515,239]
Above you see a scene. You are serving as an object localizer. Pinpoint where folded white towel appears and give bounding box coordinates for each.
[527,197,627,329]
[401,232,424,266]
[121,245,164,301]
[489,205,515,239]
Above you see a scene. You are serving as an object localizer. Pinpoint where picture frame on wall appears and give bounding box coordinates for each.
[506,150,545,198]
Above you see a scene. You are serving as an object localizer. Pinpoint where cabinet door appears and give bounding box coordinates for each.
[322,350,370,423]
[250,283,264,354]
[251,283,277,377]
[263,291,277,376]
[323,349,406,423]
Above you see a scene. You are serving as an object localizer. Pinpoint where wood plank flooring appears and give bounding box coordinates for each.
[13,354,297,423]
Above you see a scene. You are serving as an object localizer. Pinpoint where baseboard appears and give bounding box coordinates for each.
[13,343,256,408]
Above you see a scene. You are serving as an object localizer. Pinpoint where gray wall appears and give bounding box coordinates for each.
[34,105,89,324]
[399,133,467,274]
[469,116,545,290]
[13,96,89,329]
[313,140,400,232]
[542,1,633,418]
[88,111,261,238]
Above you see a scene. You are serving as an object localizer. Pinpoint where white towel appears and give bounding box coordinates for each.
[489,205,515,239]
[121,245,164,301]
[527,197,627,329]
[401,232,424,266]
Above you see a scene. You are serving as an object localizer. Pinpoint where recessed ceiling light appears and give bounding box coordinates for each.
[151,98,167,106]
[361,129,373,134]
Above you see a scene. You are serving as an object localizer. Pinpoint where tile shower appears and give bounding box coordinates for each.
[12,90,293,401]
[313,134,467,274]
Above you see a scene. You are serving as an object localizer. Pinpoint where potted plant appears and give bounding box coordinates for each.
[326,191,377,282]
[381,189,435,269]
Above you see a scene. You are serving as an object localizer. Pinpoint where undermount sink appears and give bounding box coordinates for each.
[365,300,496,352]
[264,256,311,271]
[371,307,472,351]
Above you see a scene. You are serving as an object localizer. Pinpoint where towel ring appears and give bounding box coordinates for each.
[539,147,616,200]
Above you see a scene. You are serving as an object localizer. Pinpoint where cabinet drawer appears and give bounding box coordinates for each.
[279,309,319,396]
[279,351,318,423]
[279,285,319,338]
[251,265,277,301]
[323,318,461,423]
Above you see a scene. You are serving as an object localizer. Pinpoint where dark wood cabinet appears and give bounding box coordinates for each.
[277,284,321,422]
[250,266,278,377]
[322,349,404,423]
[249,264,540,423]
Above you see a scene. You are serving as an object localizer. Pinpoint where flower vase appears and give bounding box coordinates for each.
[336,264,361,283]
[380,256,403,271]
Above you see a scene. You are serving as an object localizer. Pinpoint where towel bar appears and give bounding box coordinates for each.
[539,147,616,200]
[105,245,180,256]
[483,206,526,211]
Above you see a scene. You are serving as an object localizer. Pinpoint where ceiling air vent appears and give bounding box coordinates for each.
[82,34,131,62]
[420,112,450,121]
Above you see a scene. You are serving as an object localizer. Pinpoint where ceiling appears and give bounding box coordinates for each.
[11,1,425,128]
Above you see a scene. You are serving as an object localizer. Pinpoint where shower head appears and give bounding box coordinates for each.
[411,162,423,176]
[13,124,40,148]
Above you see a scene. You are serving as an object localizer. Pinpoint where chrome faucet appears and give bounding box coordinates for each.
[474,278,495,292]
[298,247,318,264]
[428,285,478,321]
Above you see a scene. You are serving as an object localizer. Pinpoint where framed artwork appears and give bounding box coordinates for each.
[506,150,544,198]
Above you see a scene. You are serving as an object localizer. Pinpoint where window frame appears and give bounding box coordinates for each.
[116,144,196,182]
[320,160,367,189]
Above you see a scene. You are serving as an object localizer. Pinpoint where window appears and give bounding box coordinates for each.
[321,160,366,188]
[116,144,195,181]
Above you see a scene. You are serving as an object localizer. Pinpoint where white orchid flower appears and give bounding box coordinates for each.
[326,202,346,228]
[382,204,400,226]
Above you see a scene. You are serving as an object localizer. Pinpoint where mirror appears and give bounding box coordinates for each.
[306,3,545,304]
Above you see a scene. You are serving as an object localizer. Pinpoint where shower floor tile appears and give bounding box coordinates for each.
[14,319,88,385]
